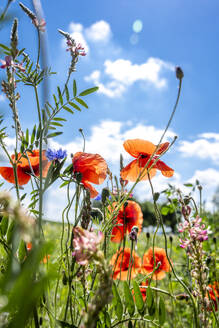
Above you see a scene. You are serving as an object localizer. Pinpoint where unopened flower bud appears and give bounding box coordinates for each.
[146,232,150,239]
[176,66,184,80]
[169,235,173,243]
[101,188,110,205]
[75,171,82,183]
[129,226,138,242]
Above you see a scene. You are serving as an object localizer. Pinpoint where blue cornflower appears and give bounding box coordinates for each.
[94,194,101,201]
[46,148,67,161]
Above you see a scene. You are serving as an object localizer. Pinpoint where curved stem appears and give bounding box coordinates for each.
[148,175,200,328]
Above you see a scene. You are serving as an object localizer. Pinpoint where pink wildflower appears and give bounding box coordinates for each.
[72,227,103,265]
[0,56,25,72]
[66,40,86,56]
[178,220,189,233]
[32,18,46,32]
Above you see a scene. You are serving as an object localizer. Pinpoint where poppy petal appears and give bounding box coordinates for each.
[121,159,157,182]
[82,180,98,198]
[0,166,31,185]
[153,270,166,280]
[123,139,157,158]
[155,160,174,177]
[111,220,125,243]
[73,152,107,184]
[156,142,170,155]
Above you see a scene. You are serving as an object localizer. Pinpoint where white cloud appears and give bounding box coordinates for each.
[199,132,219,141]
[85,57,174,97]
[49,119,176,164]
[188,168,219,211]
[65,20,112,54]
[104,58,173,87]
[67,22,89,53]
[85,20,111,42]
[178,137,219,165]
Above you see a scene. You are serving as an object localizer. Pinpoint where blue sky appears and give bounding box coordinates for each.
[1,0,219,218]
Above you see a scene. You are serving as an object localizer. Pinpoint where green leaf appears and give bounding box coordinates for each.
[146,286,153,309]
[158,297,166,325]
[65,85,70,101]
[69,102,81,111]
[124,281,135,316]
[26,129,29,145]
[18,239,27,263]
[36,124,41,140]
[7,220,15,244]
[47,131,63,138]
[50,122,63,127]
[59,181,70,188]
[75,97,88,108]
[161,206,170,216]
[31,125,36,144]
[146,287,156,318]
[79,86,99,96]
[0,43,11,51]
[63,106,74,114]
[63,163,73,175]
[53,117,67,122]
[73,79,77,97]
[0,216,9,236]
[133,281,144,315]
[53,94,58,108]
[184,183,193,187]
[57,86,63,105]
[112,283,123,321]
[20,193,27,202]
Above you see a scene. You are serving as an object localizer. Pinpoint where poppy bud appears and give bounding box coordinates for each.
[75,171,82,183]
[176,66,184,80]
[153,192,160,202]
[169,235,173,243]
[129,226,139,242]
[146,232,150,239]
[206,256,211,266]
[62,271,68,285]
[101,188,110,204]
[182,205,191,218]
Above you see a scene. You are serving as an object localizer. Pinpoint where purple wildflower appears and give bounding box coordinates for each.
[46,148,67,161]
[0,56,25,72]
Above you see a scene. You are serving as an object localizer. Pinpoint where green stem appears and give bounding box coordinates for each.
[34,85,43,236]
[111,317,161,328]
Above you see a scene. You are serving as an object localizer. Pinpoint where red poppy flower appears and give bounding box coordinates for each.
[0,150,50,185]
[208,282,219,311]
[120,139,174,182]
[142,247,171,280]
[72,152,107,198]
[110,247,141,280]
[109,200,143,243]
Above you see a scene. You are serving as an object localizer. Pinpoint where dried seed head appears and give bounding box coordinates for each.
[19,2,36,20]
